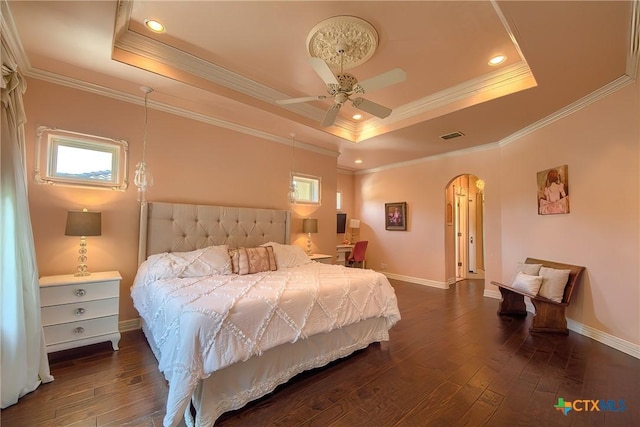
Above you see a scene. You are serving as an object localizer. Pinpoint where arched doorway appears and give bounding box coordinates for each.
[445,174,485,282]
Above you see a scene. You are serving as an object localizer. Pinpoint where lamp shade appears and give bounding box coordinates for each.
[65,210,102,236]
[348,219,361,229]
[302,218,318,234]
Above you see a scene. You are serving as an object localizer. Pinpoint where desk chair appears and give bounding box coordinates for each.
[346,241,368,268]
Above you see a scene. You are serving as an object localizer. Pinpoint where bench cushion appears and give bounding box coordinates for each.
[538,267,572,302]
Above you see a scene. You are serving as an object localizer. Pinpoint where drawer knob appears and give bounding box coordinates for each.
[75,308,86,316]
[75,289,86,297]
[74,327,85,335]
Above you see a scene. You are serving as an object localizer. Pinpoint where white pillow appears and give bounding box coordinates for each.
[511,271,543,295]
[515,262,543,276]
[261,242,311,268]
[538,267,571,302]
[146,245,232,279]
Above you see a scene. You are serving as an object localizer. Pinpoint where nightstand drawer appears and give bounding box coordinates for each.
[40,279,119,306]
[43,315,119,346]
[41,298,119,326]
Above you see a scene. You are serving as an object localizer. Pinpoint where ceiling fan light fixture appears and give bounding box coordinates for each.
[277,16,406,127]
[306,16,379,70]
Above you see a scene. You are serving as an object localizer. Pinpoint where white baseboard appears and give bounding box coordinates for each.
[382,272,449,289]
[119,318,141,332]
[566,319,640,359]
[483,289,501,299]
[482,291,639,359]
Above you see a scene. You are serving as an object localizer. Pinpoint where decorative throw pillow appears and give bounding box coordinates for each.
[511,271,543,295]
[229,246,277,275]
[261,242,312,268]
[538,267,571,302]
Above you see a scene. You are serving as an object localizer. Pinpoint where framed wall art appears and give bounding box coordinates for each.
[537,165,570,215]
[385,202,407,230]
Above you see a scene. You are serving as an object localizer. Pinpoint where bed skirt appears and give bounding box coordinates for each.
[143,317,390,426]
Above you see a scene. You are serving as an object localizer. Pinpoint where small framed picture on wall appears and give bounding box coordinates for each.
[537,165,570,215]
[385,202,407,230]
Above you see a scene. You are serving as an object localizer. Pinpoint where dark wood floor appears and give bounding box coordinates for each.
[2,279,638,426]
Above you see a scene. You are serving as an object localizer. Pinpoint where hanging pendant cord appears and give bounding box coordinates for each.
[142,90,149,163]
[290,132,296,171]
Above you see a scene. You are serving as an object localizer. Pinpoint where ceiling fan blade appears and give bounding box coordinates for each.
[355,68,406,93]
[276,95,328,105]
[351,97,392,119]
[321,104,341,127]
[308,57,339,86]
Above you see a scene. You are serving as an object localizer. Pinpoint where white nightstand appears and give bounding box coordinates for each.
[309,253,332,264]
[39,271,121,353]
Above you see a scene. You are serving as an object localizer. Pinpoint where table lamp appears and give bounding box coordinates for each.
[348,218,360,244]
[65,209,102,276]
[302,218,318,255]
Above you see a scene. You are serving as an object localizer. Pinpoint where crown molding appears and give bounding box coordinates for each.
[356,61,535,142]
[497,75,634,148]
[626,0,640,79]
[112,1,535,144]
[1,0,30,71]
[356,73,635,175]
[23,66,338,159]
[4,1,337,159]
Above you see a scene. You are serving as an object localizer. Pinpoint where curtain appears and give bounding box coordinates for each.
[1,32,53,409]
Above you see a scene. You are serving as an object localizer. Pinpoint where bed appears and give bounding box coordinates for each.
[131,201,401,427]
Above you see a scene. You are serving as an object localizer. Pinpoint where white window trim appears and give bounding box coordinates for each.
[35,126,129,191]
[291,172,321,205]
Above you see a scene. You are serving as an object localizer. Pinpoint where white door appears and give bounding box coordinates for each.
[455,186,468,279]
[468,192,477,273]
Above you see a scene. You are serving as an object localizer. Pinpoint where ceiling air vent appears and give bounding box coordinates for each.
[440,131,465,141]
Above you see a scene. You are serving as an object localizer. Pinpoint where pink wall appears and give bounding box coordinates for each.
[498,80,639,344]
[355,148,502,283]
[354,79,639,346]
[22,76,639,348]
[23,79,339,322]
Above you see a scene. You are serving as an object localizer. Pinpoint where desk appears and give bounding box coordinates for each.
[336,244,354,266]
[309,253,332,264]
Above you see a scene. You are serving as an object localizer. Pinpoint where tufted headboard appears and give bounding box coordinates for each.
[137,201,291,265]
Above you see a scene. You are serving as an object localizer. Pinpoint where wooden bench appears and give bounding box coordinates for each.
[491,258,585,334]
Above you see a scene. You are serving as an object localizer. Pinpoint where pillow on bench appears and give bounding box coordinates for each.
[538,267,572,302]
[515,261,543,277]
[511,271,544,295]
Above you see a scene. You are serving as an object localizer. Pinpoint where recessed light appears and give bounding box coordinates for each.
[144,19,165,33]
[352,114,362,120]
[488,55,506,66]
[354,159,363,164]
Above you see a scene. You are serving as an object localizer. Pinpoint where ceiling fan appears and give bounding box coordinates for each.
[276,45,406,127]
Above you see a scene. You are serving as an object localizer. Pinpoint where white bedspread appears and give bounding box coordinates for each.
[131,261,400,427]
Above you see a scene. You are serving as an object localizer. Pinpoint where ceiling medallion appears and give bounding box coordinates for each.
[306,16,379,70]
